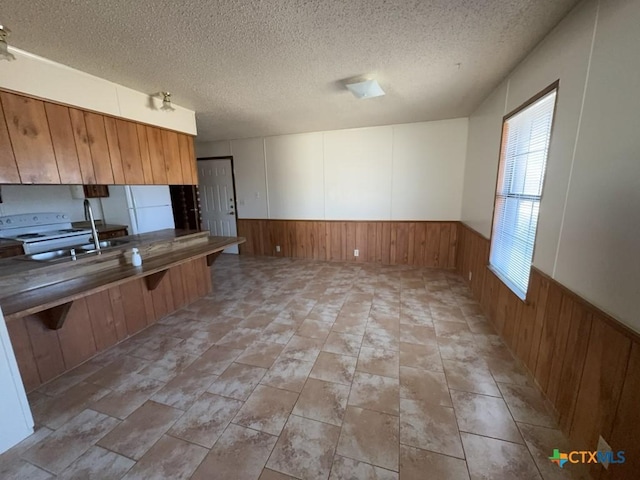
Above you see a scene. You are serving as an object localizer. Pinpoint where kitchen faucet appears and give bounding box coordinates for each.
[83,199,101,252]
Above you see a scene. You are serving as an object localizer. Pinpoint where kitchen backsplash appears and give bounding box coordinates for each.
[0,185,104,221]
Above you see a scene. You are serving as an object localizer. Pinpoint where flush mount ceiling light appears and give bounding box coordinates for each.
[0,24,16,62]
[345,79,385,99]
[160,91,175,111]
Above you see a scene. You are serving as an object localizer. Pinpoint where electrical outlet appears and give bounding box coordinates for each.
[468,271,473,281]
[597,435,612,470]
[354,249,359,257]
[275,245,281,253]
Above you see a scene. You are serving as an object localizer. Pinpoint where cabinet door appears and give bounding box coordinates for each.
[84,112,115,184]
[68,108,96,184]
[0,96,20,183]
[177,133,193,184]
[187,136,198,185]
[136,124,154,184]
[0,92,60,184]
[44,103,83,184]
[146,126,167,184]
[115,119,144,184]
[103,117,125,184]
[161,129,183,184]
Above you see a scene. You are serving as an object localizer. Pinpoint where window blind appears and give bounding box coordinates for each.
[489,89,557,298]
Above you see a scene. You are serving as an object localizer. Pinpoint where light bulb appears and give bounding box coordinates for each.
[0,39,15,61]
[160,92,175,111]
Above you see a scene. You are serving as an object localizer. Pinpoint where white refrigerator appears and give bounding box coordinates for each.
[100,186,175,235]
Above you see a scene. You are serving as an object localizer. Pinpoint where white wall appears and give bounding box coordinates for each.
[197,118,469,221]
[0,48,196,135]
[0,185,103,222]
[461,0,640,331]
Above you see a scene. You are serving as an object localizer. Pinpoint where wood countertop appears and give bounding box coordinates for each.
[0,231,244,322]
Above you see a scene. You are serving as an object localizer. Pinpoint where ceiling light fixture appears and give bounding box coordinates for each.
[0,25,16,62]
[345,79,385,99]
[160,91,175,111]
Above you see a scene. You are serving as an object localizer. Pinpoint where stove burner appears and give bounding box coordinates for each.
[16,233,45,239]
[58,229,84,233]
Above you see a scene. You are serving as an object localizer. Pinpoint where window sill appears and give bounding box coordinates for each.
[487,265,528,303]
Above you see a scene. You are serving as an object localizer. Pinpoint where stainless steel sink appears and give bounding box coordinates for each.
[23,248,89,262]
[78,239,130,251]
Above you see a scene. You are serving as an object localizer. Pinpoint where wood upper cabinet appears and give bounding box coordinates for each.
[0,89,196,186]
[84,112,115,184]
[115,119,145,185]
[161,129,183,184]
[68,108,96,184]
[0,96,21,183]
[0,91,60,183]
[44,103,83,184]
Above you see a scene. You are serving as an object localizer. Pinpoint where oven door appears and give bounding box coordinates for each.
[22,234,93,254]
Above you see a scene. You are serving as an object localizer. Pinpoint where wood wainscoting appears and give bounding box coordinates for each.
[6,257,211,392]
[456,223,640,480]
[236,219,459,268]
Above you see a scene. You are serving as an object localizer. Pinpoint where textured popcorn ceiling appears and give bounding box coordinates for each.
[2,0,579,141]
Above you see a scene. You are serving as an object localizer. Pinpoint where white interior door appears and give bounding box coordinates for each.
[199,159,238,254]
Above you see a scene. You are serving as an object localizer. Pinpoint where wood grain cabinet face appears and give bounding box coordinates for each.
[146,125,167,184]
[68,108,96,184]
[178,133,193,185]
[103,116,125,184]
[44,103,83,184]
[115,119,145,185]
[0,92,60,184]
[0,96,21,183]
[161,129,183,184]
[83,112,115,184]
[136,123,154,184]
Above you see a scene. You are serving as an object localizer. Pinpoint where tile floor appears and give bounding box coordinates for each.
[0,255,590,479]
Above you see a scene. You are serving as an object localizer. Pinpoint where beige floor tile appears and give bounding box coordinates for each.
[58,446,135,480]
[349,372,399,416]
[443,359,501,397]
[151,366,218,410]
[297,318,333,340]
[260,468,299,480]
[322,331,362,357]
[336,406,399,472]
[262,322,299,344]
[451,390,523,444]
[23,409,119,474]
[189,345,243,375]
[400,445,469,480]
[180,327,233,356]
[31,382,110,429]
[233,384,298,435]
[261,356,315,392]
[240,312,278,329]
[85,356,149,389]
[129,335,184,361]
[122,435,208,480]
[518,423,591,480]
[137,349,198,382]
[97,400,183,460]
[331,316,368,336]
[217,327,262,350]
[236,341,285,368]
[499,383,556,428]
[191,423,277,480]
[310,351,357,385]
[461,432,541,480]
[436,335,482,363]
[267,415,341,480]
[281,335,324,362]
[37,361,104,397]
[400,398,464,458]
[430,304,466,323]
[0,425,53,466]
[399,324,436,345]
[0,459,53,480]
[208,362,267,400]
[293,378,349,426]
[328,455,398,480]
[362,327,399,351]
[399,341,443,372]
[399,366,451,406]
[169,392,243,448]
[367,312,400,333]
[434,319,472,337]
[91,373,165,419]
[356,347,399,378]
[485,356,532,386]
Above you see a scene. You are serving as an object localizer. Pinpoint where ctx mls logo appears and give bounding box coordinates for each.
[549,449,626,468]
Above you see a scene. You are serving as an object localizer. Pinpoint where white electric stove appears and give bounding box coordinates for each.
[0,213,93,254]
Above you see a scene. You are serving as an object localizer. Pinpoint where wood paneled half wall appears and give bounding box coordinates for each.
[456,222,640,480]
[237,219,458,268]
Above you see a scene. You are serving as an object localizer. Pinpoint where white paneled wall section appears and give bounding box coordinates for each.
[198,118,469,222]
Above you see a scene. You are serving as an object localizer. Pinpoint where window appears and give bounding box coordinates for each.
[489,85,558,299]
